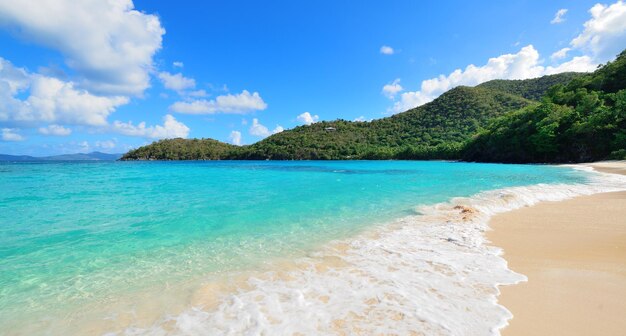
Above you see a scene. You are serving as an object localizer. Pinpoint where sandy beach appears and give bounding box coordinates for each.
[491,161,626,336]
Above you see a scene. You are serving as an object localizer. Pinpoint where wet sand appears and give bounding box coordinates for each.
[491,161,626,336]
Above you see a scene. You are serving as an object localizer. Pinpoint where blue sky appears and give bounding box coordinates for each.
[1,0,625,155]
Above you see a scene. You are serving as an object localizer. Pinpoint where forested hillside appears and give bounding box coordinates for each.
[120,50,626,163]
[122,138,236,160]
[121,85,539,160]
[233,86,533,160]
[476,72,582,100]
[463,50,626,163]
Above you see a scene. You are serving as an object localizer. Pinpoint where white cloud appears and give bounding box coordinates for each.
[38,124,71,136]
[228,130,242,145]
[571,1,626,62]
[380,45,395,55]
[170,90,268,114]
[1,128,24,141]
[158,72,196,92]
[544,55,597,74]
[95,139,116,149]
[188,89,208,97]
[0,57,129,126]
[28,75,127,125]
[0,57,29,94]
[78,141,90,152]
[391,45,598,113]
[382,78,403,99]
[296,112,319,125]
[551,8,568,24]
[112,114,190,139]
[173,61,184,68]
[354,116,369,122]
[249,118,283,137]
[551,47,571,61]
[0,0,165,96]
[249,119,268,136]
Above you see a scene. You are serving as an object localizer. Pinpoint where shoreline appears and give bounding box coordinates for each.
[491,161,626,335]
[110,164,623,335]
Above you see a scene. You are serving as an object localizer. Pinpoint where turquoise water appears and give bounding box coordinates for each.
[0,161,590,332]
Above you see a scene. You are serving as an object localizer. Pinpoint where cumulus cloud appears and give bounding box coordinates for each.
[0,0,165,96]
[112,114,190,139]
[380,45,395,55]
[382,78,403,99]
[173,61,184,68]
[551,47,571,61]
[354,116,370,122]
[1,128,24,141]
[391,45,597,113]
[545,55,597,73]
[228,130,242,145]
[551,8,568,24]
[0,57,129,126]
[38,124,71,136]
[249,118,283,137]
[249,119,269,137]
[571,1,626,62]
[158,72,196,92]
[170,90,267,114]
[296,112,319,125]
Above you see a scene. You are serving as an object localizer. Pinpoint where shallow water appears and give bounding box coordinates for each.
[0,161,615,335]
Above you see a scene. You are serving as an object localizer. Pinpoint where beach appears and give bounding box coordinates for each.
[491,161,626,335]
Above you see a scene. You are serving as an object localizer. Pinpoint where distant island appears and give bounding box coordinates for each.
[121,49,626,163]
[0,152,122,162]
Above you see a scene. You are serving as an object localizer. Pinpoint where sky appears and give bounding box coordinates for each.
[0,0,625,155]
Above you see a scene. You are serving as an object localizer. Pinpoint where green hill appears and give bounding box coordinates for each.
[121,138,237,160]
[477,72,583,100]
[463,50,626,163]
[120,66,591,161]
[234,86,534,160]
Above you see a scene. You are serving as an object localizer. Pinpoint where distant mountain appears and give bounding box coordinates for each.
[0,154,39,162]
[0,152,122,162]
[41,152,122,161]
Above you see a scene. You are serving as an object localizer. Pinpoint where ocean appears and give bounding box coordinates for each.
[1,161,624,335]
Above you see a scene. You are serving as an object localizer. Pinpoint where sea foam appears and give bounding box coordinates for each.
[117,166,626,336]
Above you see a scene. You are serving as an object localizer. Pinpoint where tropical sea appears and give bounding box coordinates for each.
[1,161,625,335]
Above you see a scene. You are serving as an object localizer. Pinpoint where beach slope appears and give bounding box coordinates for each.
[491,162,626,336]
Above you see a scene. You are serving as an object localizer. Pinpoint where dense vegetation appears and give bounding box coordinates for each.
[122,86,538,161]
[122,138,236,160]
[463,50,626,163]
[476,72,582,101]
[232,86,534,160]
[120,50,625,163]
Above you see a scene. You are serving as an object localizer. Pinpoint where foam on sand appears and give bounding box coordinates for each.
[120,167,626,335]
